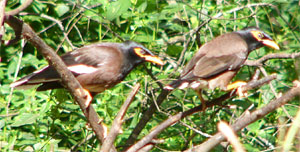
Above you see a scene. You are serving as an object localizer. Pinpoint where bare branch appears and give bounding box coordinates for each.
[39,14,74,49]
[5,0,33,16]
[218,121,246,152]
[245,52,300,66]
[188,85,300,151]
[0,0,7,42]
[101,83,141,152]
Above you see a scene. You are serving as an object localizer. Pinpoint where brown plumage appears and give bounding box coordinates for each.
[11,41,163,95]
[165,27,279,91]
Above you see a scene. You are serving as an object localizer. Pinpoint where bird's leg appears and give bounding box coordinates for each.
[195,88,206,111]
[75,88,93,108]
[83,89,93,108]
[227,81,248,98]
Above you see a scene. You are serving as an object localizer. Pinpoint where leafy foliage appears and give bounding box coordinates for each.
[1,0,300,151]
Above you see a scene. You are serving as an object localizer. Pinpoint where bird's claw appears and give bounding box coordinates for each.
[75,88,93,108]
[227,81,248,98]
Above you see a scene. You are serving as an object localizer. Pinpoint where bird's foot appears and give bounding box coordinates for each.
[195,89,207,111]
[227,81,248,98]
[75,88,93,108]
[201,101,207,111]
[83,89,93,108]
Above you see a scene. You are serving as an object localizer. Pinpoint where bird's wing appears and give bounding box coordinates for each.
[11,44,123,89]
[181,33,249,79]
[62,43,123,74]
[62,44,124,91]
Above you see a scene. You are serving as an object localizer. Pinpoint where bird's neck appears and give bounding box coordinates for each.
[236,31,263,51]
[118,56,143,80]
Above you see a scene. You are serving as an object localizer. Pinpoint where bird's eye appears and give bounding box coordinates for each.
[258,33,264,39]
[134,48,148,57]
[139,49,146,54]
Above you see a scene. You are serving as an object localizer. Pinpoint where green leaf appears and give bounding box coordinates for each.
[137,2,147,13]
[105,0,131,21]
[55,4,70,17]
[11,113,39,127]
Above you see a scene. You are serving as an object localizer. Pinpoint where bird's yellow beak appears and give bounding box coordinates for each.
[144,55,164,65]
[262,39,280,50]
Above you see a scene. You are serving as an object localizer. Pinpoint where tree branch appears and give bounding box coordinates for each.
[245,52,300,66]
[5,0,33,16]
[187,84,300,151]
[0,0,6,42]
[101,83,141,152]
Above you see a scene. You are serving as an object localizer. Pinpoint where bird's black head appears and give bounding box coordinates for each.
[121,40,164,65]
[236,27,280,51]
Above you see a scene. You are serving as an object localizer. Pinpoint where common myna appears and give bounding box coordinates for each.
[11,41,163,96]
[165,27,279,100]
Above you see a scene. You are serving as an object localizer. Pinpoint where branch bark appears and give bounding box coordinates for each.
[245,52,300,66]
[0,0,6,42]
[100,83,141,152]
[187,85,300,151]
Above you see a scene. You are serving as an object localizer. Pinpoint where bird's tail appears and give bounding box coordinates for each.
[10,73,39,89]
[164,79,189,90]
[10,66,60,90]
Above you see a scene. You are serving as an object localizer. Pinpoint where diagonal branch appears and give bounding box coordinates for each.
[5,0,33,16]
[189,84,300,151]
[100,83,141,152]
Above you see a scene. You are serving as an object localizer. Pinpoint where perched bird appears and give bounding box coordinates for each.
[165,27,279,102]
[11,41,164,96]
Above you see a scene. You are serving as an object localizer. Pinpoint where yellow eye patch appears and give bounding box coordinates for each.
[251,30,264,41]
[134,47,146,57]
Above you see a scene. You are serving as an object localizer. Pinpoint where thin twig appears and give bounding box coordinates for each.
[124,89,171,149]
[144,65,163,89]
[100,83,141,152]
[5,0,33,16]
[19,12,75,49]
[55,13,83,52]
[39,14,75,49]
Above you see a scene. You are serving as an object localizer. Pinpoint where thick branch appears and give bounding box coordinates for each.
[188,86,300,151]
[126,75,277,151]
[4,15,109,147]
[101,84,141,152]
[0,0,6,42]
